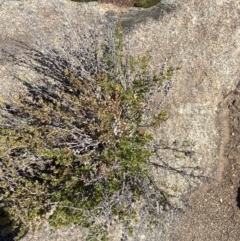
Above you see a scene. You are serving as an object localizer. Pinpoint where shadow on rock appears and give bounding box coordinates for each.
[113,2,177,30]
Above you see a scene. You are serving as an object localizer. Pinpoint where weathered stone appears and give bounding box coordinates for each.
[1,0,240,240]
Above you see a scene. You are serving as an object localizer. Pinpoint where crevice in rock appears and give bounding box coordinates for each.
[236,187,240,209]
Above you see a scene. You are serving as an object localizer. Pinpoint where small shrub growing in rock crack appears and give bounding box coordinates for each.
[134,0,161,8]
[70,0,161,8]
[70,0,98,2]
[0,24,176,240]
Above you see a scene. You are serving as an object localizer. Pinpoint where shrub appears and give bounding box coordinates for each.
[70,0,98,2]
[70,0,161,8]
[0,20,177,240]
[134,0,161,8]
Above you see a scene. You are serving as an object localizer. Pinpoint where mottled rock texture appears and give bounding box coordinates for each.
[1,0,240,240]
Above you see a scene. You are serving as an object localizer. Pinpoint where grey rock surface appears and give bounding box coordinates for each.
[0,0,240,240]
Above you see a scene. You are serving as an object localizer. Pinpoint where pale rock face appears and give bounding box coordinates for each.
[0,0,240,240]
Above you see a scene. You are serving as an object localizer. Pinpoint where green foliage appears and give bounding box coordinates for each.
[70,0,161,8]
[0,27,176,240]
[70,0,98,2]
[134,0,161,8]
